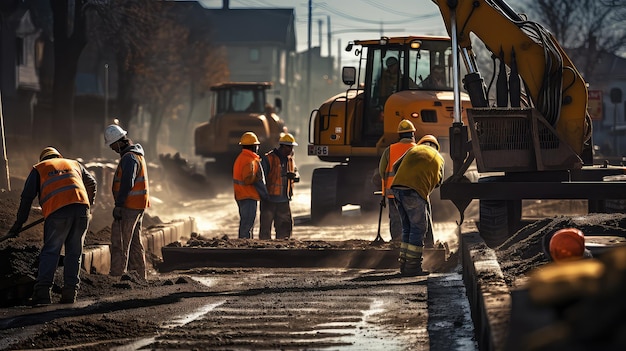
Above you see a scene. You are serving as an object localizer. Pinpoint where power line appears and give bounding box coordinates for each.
[315,3,439,25]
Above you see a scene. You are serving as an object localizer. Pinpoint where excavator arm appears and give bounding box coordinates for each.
[433,0,589,156]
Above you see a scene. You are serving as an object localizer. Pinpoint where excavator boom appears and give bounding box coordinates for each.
[433,0,589,155]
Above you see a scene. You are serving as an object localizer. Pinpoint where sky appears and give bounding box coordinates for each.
[199,0,455,65]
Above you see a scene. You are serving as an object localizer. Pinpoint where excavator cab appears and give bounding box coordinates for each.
[307,36,472,223]
[348,37,456,146]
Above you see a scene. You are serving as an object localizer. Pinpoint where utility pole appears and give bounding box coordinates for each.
[0,91,10,191]
[307,0,312,114]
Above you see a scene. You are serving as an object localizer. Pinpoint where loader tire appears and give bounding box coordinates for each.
[479,199,521,248]
[310,168,341,224]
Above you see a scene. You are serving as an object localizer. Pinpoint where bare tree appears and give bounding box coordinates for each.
[89,1,228,158]
[520,0,626,77]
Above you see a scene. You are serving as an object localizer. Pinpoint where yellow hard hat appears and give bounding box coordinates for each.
[279,133,298,146]
[397,119,416,133]
[417,134,440,151]
[239,132,260,145]
[39,147,62,161]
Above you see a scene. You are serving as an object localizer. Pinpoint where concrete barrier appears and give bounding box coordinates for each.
[82,217,196,275]
[461,232,511,351]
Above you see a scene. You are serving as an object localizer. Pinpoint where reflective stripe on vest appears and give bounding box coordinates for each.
[112,153,150,209]
[383,142,415,198]
[34,159,89,218]
[264,151,295,198]
[233,149,261,201]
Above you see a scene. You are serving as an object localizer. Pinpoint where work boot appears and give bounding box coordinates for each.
[29,286,52,306]
[60,286,77,304]
[402,258,428,277]
[398,257,406,275]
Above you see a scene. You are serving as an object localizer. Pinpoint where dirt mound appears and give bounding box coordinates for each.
[495,213,626,288]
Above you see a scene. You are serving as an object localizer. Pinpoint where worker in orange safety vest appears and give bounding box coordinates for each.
[105,124,150,280]
[377,119,417,241]
[8,147,97,305]
[233,131,269,239]
[259,133,300,240]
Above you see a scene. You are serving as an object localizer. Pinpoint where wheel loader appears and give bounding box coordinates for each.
[195,82,287,175]
[307,36,473,223]
[431,0,626,247]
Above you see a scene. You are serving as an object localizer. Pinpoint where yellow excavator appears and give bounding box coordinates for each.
[432,0,626,246]
[307,36,473,223]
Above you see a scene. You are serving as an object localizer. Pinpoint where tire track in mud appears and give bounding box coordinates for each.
[139,270,432,350]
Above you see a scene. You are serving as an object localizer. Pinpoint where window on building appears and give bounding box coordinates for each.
[16,37,24,65]
[250,48,260,62]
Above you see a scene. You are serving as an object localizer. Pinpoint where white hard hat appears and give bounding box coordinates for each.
[104,124,127,146]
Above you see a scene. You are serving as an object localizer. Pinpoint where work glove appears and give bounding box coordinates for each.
[7,222,22,238]
[112,206,123,220]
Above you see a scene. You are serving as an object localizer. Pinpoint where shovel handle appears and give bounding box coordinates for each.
[19,218,45,233]
[0,218,45,243]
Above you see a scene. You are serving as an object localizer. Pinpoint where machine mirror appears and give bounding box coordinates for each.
[342,67,357,86]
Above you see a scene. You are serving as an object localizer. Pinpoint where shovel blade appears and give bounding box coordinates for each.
[422,248,447,273]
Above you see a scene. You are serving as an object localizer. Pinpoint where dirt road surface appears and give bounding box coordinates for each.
[0,164,478,350]
[2,159,624,350]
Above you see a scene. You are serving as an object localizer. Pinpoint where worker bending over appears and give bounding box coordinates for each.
[391,135,444,276]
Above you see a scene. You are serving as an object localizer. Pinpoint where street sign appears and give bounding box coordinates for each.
[588,90,603,120]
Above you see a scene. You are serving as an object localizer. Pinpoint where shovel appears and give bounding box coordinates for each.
[0,218,45,243]
[371,192,386,246]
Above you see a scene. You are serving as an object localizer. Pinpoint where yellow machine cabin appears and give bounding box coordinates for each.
[307,36,472,222]
[195,82,286,172]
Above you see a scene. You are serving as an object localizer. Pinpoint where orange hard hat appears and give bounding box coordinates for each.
[549,228,585,262]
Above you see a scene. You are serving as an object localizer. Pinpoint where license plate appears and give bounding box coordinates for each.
[308,145,328,156]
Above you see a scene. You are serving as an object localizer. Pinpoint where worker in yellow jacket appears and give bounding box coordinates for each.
[391,135,444,276]
[233,132,269,238]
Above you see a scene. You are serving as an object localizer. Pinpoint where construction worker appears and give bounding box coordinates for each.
[377,56,418,107]
[233,131,269,239]
[377,119,417,241]
[259,133,300,240]
[8,147,96,305]
[104,124,150,280]
[420,65,448,90]
[391,135,444,276]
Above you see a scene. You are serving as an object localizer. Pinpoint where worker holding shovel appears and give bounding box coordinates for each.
[7,147,97,305]
[377,119,417,242]
[391,135,444,276]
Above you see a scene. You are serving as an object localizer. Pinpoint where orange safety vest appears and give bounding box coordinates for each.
[34,159,90,218]
[265,151,296,199]
[112,153,150,209]
[383,141,415,198]
[233,149,262,201]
